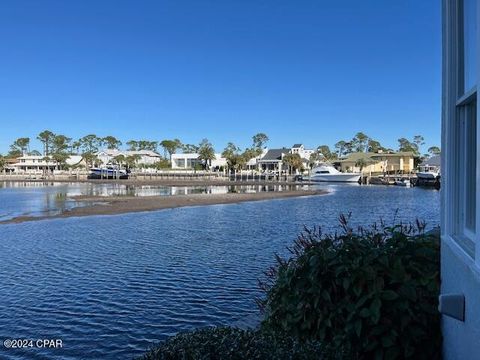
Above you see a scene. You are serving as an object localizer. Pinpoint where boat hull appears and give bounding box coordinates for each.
[417,172,439,180]
[310,174,361,183]
[88,168,129,180]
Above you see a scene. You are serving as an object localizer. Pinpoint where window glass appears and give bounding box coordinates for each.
[465,99,477,232]
[464,0,477,92]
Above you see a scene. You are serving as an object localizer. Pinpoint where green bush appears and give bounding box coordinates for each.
[139,327,325,360]
[258,215,441,359]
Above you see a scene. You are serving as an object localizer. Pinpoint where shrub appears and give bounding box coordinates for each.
[139,327,325,360]
[258,215,441,360]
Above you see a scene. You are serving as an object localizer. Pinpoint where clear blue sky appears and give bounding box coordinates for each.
[0,0,441,154]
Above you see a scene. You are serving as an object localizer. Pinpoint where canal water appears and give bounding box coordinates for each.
[0,182,440,359]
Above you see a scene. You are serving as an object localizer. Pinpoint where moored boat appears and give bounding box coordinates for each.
[309,164,361,183]
[88,167,129,179]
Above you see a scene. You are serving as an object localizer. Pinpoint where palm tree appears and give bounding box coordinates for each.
[198,139,215,170]
[282,153,303,175]
[355,158,368,173]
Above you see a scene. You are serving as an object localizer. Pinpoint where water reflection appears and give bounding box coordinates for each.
[0,181,308,221]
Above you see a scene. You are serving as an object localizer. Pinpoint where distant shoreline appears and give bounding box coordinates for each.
[0,189,327,225]
[0,178,316,187]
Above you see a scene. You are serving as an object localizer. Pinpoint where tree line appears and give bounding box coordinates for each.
[0,130,440,172]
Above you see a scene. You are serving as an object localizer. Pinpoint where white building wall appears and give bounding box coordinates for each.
[171,153,227,169]
[441,0,480,358]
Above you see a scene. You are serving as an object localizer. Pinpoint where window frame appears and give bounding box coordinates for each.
[443,0,479,260]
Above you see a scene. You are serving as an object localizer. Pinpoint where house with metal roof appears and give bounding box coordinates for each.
[336,151,416,174]
[96,149,162,166]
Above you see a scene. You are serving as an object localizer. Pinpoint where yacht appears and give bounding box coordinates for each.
[417,165,440,180]
[417,155,441,180]
[309,164,361,183]
[88,166,129,179]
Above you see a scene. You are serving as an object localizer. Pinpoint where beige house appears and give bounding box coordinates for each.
[336,151,415,174]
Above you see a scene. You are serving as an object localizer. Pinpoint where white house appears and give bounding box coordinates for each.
[441,0,479,358]
[96,149,162,166]
[11,155,84,174]
[290,144,314,159]
[171,153,227,169]
[256,145,314,172]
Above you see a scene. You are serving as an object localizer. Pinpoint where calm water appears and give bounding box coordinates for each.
[0,183,440,359]
[0,181,305,222]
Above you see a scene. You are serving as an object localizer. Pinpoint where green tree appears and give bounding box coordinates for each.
[352,132,369,152]
[160,139,182,159]
[198,139,215,170]
[222,142,245,171]
[282,153,303,174]
[308,151,323,168]
[355,158,368,172]
[125,154,141,170]
[0,155,5,172]
[112,155,126,168]
[413,135,425,154]
[137,140,158,152]
[334,141,347,157]
[29,150,42,156]
[37,130,55,156]
[79,134,101,154]
[398,138,418,154]
[51,134,72,169]
[317,145,336,161]
[10,137,30,156]
[242,147,258,166]
[182,144,199,153]
[81,152,98,170]
[427,146,441,156]
[126,140,138,151]
[103,136,122,150]
[252,133,269,155]
[71,140,81,154]
[367,139,383,153]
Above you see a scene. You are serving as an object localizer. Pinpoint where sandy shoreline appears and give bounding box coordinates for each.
[1,189,326,225]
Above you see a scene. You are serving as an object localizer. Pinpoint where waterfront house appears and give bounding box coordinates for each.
[439,0,480,358]
[10,155,84,174]
[256,145,314,172]
[336,151,415,174]
[96,149,162,166]
[256,148,289,172]
[419,154,441,170]
[171,153,227,170]
[290,144,315,160]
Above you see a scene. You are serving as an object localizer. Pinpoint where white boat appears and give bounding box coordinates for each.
[309,164,361,183]
[394,179,411,187]
[417,166,440,180]
[88,166,129,179]
[417,155,441,180]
